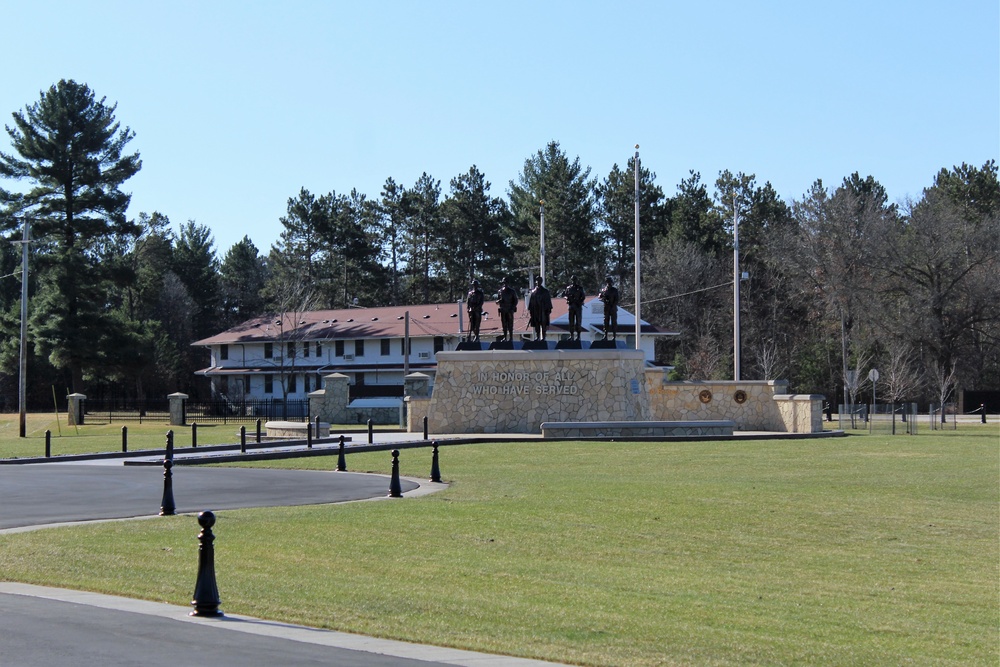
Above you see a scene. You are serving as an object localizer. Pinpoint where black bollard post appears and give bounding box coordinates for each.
[422,415,428,440]
[982,404,987,424]
[165,430,174,461]
[337,435,347,472]
[122,425,128,453]
[192,422,198,449]
[315,415,321,437]
[240,426,246,454]
[430,440,441,483]
[368,418,374,444]
[190,510,223,617]
[307,421,313,449]
[255,419,262,444]
[388,449,402,498]
[160,457,176,516]
[45,430,51,458]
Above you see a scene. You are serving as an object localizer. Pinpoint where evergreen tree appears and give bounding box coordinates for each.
[219,236,267,327]
[509,141,601,289]
[174,221,220,340]
[439,165,513,300]
[0,80,141,392]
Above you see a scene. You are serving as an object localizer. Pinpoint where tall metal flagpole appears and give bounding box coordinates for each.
[539,200,546,287]
[18,217,29,437]
[733,200,741,381]
[633,145,641,351]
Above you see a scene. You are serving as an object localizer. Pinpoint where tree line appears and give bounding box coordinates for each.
[1,80,998,409]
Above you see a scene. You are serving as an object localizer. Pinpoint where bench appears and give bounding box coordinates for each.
[540,420,735,438]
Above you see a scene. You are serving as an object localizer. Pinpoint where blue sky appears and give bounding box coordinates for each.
[3,0,997,255]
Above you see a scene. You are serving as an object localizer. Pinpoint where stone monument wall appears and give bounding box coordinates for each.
[427,350,649,434]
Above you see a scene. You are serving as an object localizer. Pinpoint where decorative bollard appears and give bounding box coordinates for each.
[307,421,313,449]
[430,440,441,483]
[388,449,402,498]
[165,430,174,460]
[45,430,51,458]
[337,435,347,472]
[368,418,374,444]
[190,510,223,617]
[422,415,428,440]
[191,422,198,449]
[240,426,246,453]
[121,425,128,453]
[255,419,262,444]
[982,404,988,424]
[315,415,321,436]
[160,457,176,516]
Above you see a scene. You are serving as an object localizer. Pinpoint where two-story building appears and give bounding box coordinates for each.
[192,297,675,406]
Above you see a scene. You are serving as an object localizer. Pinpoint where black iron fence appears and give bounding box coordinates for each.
[187,398,310,424]
[83,398,170,423]
[81,398,310,424]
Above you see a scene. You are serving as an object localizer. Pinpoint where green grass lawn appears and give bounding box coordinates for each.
[0,413,390,459]
[0,428,996,666]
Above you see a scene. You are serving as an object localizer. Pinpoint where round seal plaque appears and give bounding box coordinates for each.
[734,390,748,404]
[699,389,713,404]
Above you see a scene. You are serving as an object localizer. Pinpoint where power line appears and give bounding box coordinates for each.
[640,280,734,306]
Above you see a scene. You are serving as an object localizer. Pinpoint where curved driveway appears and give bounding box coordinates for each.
[0,464,417,530]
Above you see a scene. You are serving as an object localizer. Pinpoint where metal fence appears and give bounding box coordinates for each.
[867,403,919,435]
[186,399,310,424]
[82,398,170,423]
[81,398,310,424]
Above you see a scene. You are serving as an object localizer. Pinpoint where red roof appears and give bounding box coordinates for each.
[193,298,673,346]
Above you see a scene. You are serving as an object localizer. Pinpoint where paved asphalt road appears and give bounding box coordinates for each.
[0,464,416,530]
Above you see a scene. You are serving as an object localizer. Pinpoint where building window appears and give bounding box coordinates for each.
[316,341,322,356]
[335,340,344,357]
[264,343,273,359]
[288,374,297,392]
[303,342,310,358]
[434,337,444,353]
[287,341,296,358]
[355,340,365,357]
[219,344,228,361]
[304,374,311,393]
[355,372,365,386]
[381,339,390,356]
[243,376,250,394]
[400,338,411,355]
[264,374,273,394]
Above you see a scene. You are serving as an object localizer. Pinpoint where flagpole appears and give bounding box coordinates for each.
[539,200,546,287]
[733,199,741,381]
[633,145,641,352]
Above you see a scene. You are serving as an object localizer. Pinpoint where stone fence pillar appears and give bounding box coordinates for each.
[308,373,351,425]
[67,393,86,426]
[404,372,431,398]
[168,392,189,426]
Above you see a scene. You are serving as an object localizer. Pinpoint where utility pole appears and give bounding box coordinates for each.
[16,217,30,437]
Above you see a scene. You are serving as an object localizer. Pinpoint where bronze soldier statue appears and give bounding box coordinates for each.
[466,279,485,342]
[564,275,586,341]
[598,277,619,340]
[528,276,553,341]
[495,277,518,342]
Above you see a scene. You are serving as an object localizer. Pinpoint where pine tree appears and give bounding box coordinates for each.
[0,80,141,392]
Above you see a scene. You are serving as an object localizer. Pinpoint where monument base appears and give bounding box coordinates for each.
[427,349,649,434]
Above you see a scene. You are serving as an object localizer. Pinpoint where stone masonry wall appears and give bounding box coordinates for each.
[645,374,791,431]
[427,350,649,434]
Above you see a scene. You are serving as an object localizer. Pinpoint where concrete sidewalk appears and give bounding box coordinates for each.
[0,583,566,667]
